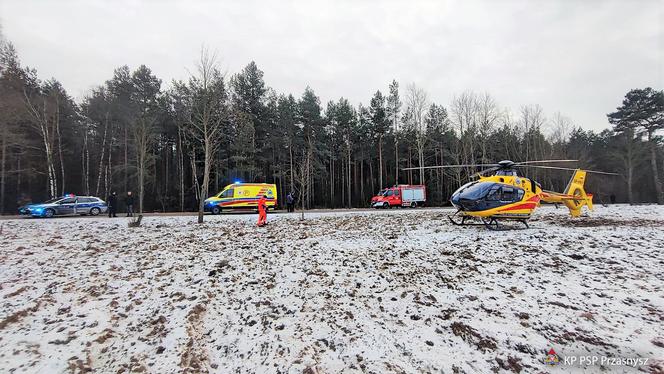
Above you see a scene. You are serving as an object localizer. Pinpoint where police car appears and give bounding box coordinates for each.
[18,195,108,218]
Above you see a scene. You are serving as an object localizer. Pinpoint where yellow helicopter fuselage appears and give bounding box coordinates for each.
[450,170,593,220]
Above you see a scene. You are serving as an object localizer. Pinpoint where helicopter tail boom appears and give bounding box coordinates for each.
[540,170,593,217]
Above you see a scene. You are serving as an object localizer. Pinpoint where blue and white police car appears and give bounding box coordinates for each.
[18,195,108,218]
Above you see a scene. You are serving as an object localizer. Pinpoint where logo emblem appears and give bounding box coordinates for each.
[544,348,560,366]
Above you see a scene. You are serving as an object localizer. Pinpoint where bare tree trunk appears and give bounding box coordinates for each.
[16,153,21,194]
[648,132,663,204]
[419,147,424,184]
[360,149,364,204]
[289,145,294,192]
[23,91,58,198]
[330,155,334,207]
[138,148,144,213]
[43,121,57,197]
[341,160,345,208]
[369,159,374,195]
[308,148,312,209]
[395,137,399,185]
[408,147,413,185]
[177,126,185,211]
[347,146,351,208]
[124,126,128,193]
[439,143,444,201]
[95,114,109,196]
[198,136,212,224]
[54,102,65,195]
[190,147,200,204]
[626,167,634,204]
[0,130,6,214]
[105,137,112,197]
[354,155,358,204]
[81,128,90,195]
[378,135,383,188]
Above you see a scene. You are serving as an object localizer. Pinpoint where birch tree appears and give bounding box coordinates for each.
[405,84,428,184]
[23,80,59,198]
[180,49,228,223]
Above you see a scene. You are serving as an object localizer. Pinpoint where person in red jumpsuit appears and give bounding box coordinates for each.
[257,195,268,226]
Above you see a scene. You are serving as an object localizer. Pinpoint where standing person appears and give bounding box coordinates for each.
[125,191,135,217]
[257,195,267,227]
[108,191,118,218]
[286,192,294,213]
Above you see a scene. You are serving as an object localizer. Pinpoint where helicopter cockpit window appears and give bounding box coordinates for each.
[460,182,494,200]
[486,186,501,201]
[457,181,476,193]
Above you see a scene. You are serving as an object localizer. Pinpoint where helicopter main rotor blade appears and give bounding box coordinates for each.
[520,165,620,175]
[515,159,578,165]
[401,163,498,171]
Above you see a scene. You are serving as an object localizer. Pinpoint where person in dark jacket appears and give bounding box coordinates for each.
[125,191,135,217]
[286,192,295,212]
[108,191,118,218]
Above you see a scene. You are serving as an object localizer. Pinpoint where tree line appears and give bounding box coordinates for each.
[1,35,663,216]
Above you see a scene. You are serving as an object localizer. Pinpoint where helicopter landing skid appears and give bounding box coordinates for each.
[448,212,529,230]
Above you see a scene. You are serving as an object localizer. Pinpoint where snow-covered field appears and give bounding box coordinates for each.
[0,205,662,373]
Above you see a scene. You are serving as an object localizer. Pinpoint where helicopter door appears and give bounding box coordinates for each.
[500,187,515,202]
[499,187,524,203]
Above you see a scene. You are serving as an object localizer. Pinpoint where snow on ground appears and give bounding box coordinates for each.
[0,205,662,373]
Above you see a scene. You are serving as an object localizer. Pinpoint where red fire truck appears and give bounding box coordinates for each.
[370,185,426,208]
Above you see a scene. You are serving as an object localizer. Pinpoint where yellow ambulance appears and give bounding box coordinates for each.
[204,183,277,214]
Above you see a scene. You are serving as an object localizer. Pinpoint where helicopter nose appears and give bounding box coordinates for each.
[450,193,465,210]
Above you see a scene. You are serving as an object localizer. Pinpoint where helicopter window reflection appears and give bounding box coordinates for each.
[459,182,494,200]
[501,187,515,202]
[486,186,501,201]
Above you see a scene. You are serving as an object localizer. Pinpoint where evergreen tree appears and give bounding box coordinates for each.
[608,88,664,204]
[369,90,389,188]
[386,80,401,184]
[0,35,661,213]
[130,65,163,213]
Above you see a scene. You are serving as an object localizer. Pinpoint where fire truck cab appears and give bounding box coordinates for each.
[371,185,426,208]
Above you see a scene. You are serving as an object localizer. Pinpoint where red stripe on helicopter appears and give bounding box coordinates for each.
[498,196,540,212]
[500,202,537,211]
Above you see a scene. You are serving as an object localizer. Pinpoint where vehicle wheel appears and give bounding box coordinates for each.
[385,203,391,209]
[89,207,100,216]
[211,206,221,215]
[410,202,417,208]
[44,208,55,218]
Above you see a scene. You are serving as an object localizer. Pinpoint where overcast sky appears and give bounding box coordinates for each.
[1,0,662,131]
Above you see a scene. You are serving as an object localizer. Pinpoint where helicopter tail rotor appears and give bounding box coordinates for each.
[541,169,595,217]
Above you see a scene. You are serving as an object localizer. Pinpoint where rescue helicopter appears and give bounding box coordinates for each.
[403,160,618,230]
